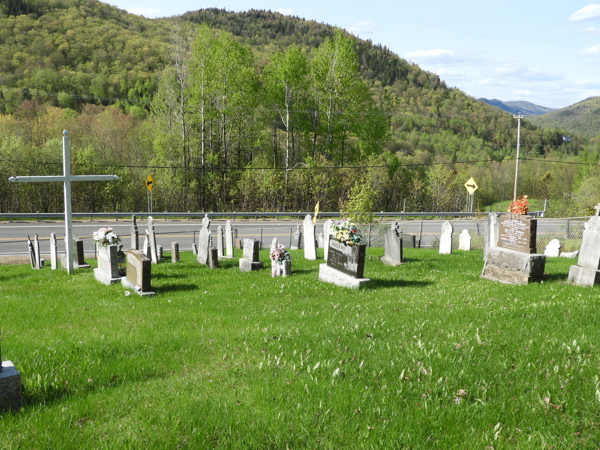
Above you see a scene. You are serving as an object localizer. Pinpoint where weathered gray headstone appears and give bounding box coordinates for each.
[147,216,159,264]
[94,244,122,285]
[235,238,242,250]
[217,226,224,258]
[323,219,333,262]
[191,243,197,255]
[157,245,164,260]
[197,214,211,265]
[239,238,263,272]
[60,238,90,269]
[483,212,499,261]
[544,239,562,257]
[291,224,302,250]
[50,233,57,270]
[27,235,36,269]
[567,216,600,286]
[171,242,179,263]
[482,214,545,285]
[34,234,41,269]
[0,361,22,413]
[458,229,472,251]
[224,220,234,258]
[131,215,139,250]
[303,214,316,260]
[121,250,155,296]
[439,221,453,255]
[381,229,404,266]
[208,247,219,269]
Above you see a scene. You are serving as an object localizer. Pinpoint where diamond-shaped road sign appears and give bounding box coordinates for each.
[464,177,478,195]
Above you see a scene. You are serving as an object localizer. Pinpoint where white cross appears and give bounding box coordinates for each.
[9,130,119,274]
[595,203,600,217]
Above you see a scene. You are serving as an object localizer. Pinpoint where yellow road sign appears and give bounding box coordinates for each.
[464,177,478,195]
[146,174,153,192]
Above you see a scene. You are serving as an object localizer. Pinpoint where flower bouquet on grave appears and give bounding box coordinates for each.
[331,219,363,246]
[92,227,121,247]
[508,195,529,215]
[269,244,291,264]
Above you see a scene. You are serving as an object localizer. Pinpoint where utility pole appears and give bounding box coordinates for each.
[513,114,523,202]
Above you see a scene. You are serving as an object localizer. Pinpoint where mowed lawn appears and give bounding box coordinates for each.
[0,248,598,449]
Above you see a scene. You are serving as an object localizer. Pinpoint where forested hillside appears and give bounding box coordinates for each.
[0,1,599,218]
[529,97,600,139]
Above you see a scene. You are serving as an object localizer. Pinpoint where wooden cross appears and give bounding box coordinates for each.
[8,130,119,274]
[595,203,600,217]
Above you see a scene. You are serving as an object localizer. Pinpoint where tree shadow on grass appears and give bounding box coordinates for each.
[365,279,433,289]
[154,283,198,293]
[0,272,34,282]
[544,273,569,283]
[290,269,315,275]
[152,272,185,280]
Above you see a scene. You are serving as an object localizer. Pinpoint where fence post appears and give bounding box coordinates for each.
[368,224,372,248]
[476,222,480,235]
[260,228,263,248]
[289,227,293,248]
[419,221,423,248]
[188,211,190,221]
[193,231,196,247]
[8,212,11,223]
[116,211,118,222]
[564,219,570,240]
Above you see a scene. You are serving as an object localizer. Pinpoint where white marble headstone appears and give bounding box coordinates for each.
[439,221,453,255]
[458,229,471,251]
[303,214,316,260]
[225,220,233,258]
[50,233,57,270]
[544,239,562,257]
[197,214,211,265]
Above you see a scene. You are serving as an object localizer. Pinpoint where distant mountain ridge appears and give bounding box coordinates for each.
[528,97,600,138]
[478,98,555,116]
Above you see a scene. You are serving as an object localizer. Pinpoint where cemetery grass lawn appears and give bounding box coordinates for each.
[1,250,599,449]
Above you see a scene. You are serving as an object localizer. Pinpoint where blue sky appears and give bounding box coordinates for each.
[106,0,600,109]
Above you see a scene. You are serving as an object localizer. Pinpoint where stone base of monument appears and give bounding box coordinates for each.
[121,277,156,296]
[0,361,22,413]
[59,255,90,270]
[239,259,263,272]
[481,247,545,285]
[319,264,370,289]
[93,268,122,285]
[567,265,600,287]
[271,260,291,277]
[379,255,404,266]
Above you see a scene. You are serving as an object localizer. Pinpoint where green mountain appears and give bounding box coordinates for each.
[478,98,555,116]
[528,97,600,138]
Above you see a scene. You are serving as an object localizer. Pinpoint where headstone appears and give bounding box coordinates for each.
[50,233,57,270]
[482,214,545,285]
[323,219,333,262]
[121,250,155,296]
[171,242,179,263]
[544,239,562,257]
[197,214,211,265]
[439,221,453,255]
[131,215,139,250]
[142,233,149,256]
[497,213,537,253]
[217,226,224,258]
[224,220,234,258]
[157,245,164,260]
[560,250,579,258]
[483,213,499,261]
[208,247,219,269]
[94,244,122,285]
[458,229,472,251]
[147,216,159,264]
[316,233,324,249]
[191,243,197,255]
[291,223,302,250]
[320,236,370,288]
[381,228,404,266]
[0,361,22,412]
[567,216,600,286]
[235,239,242,250]
[303,214,316,260]
[270,238,291,277]
[60,238,90,269]
[27,235,36,269]
[239,238,263,272]
[402,234,417,248]
[34,234,41,269]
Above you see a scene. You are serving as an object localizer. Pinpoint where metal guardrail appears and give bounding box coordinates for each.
[0,211,491,220]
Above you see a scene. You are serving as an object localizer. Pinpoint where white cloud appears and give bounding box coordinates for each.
[434,69,467,80]
[579,44,600,56]
[404,49,474,65]
[568,4,600,22]
[348,21,378,34]
[274,9,293,15]
[583,25,600,34]
[128,7,161,18]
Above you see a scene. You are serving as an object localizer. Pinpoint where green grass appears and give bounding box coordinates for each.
[1,249,599,449]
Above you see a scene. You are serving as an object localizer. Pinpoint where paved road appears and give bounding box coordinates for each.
[0,217,584,256]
